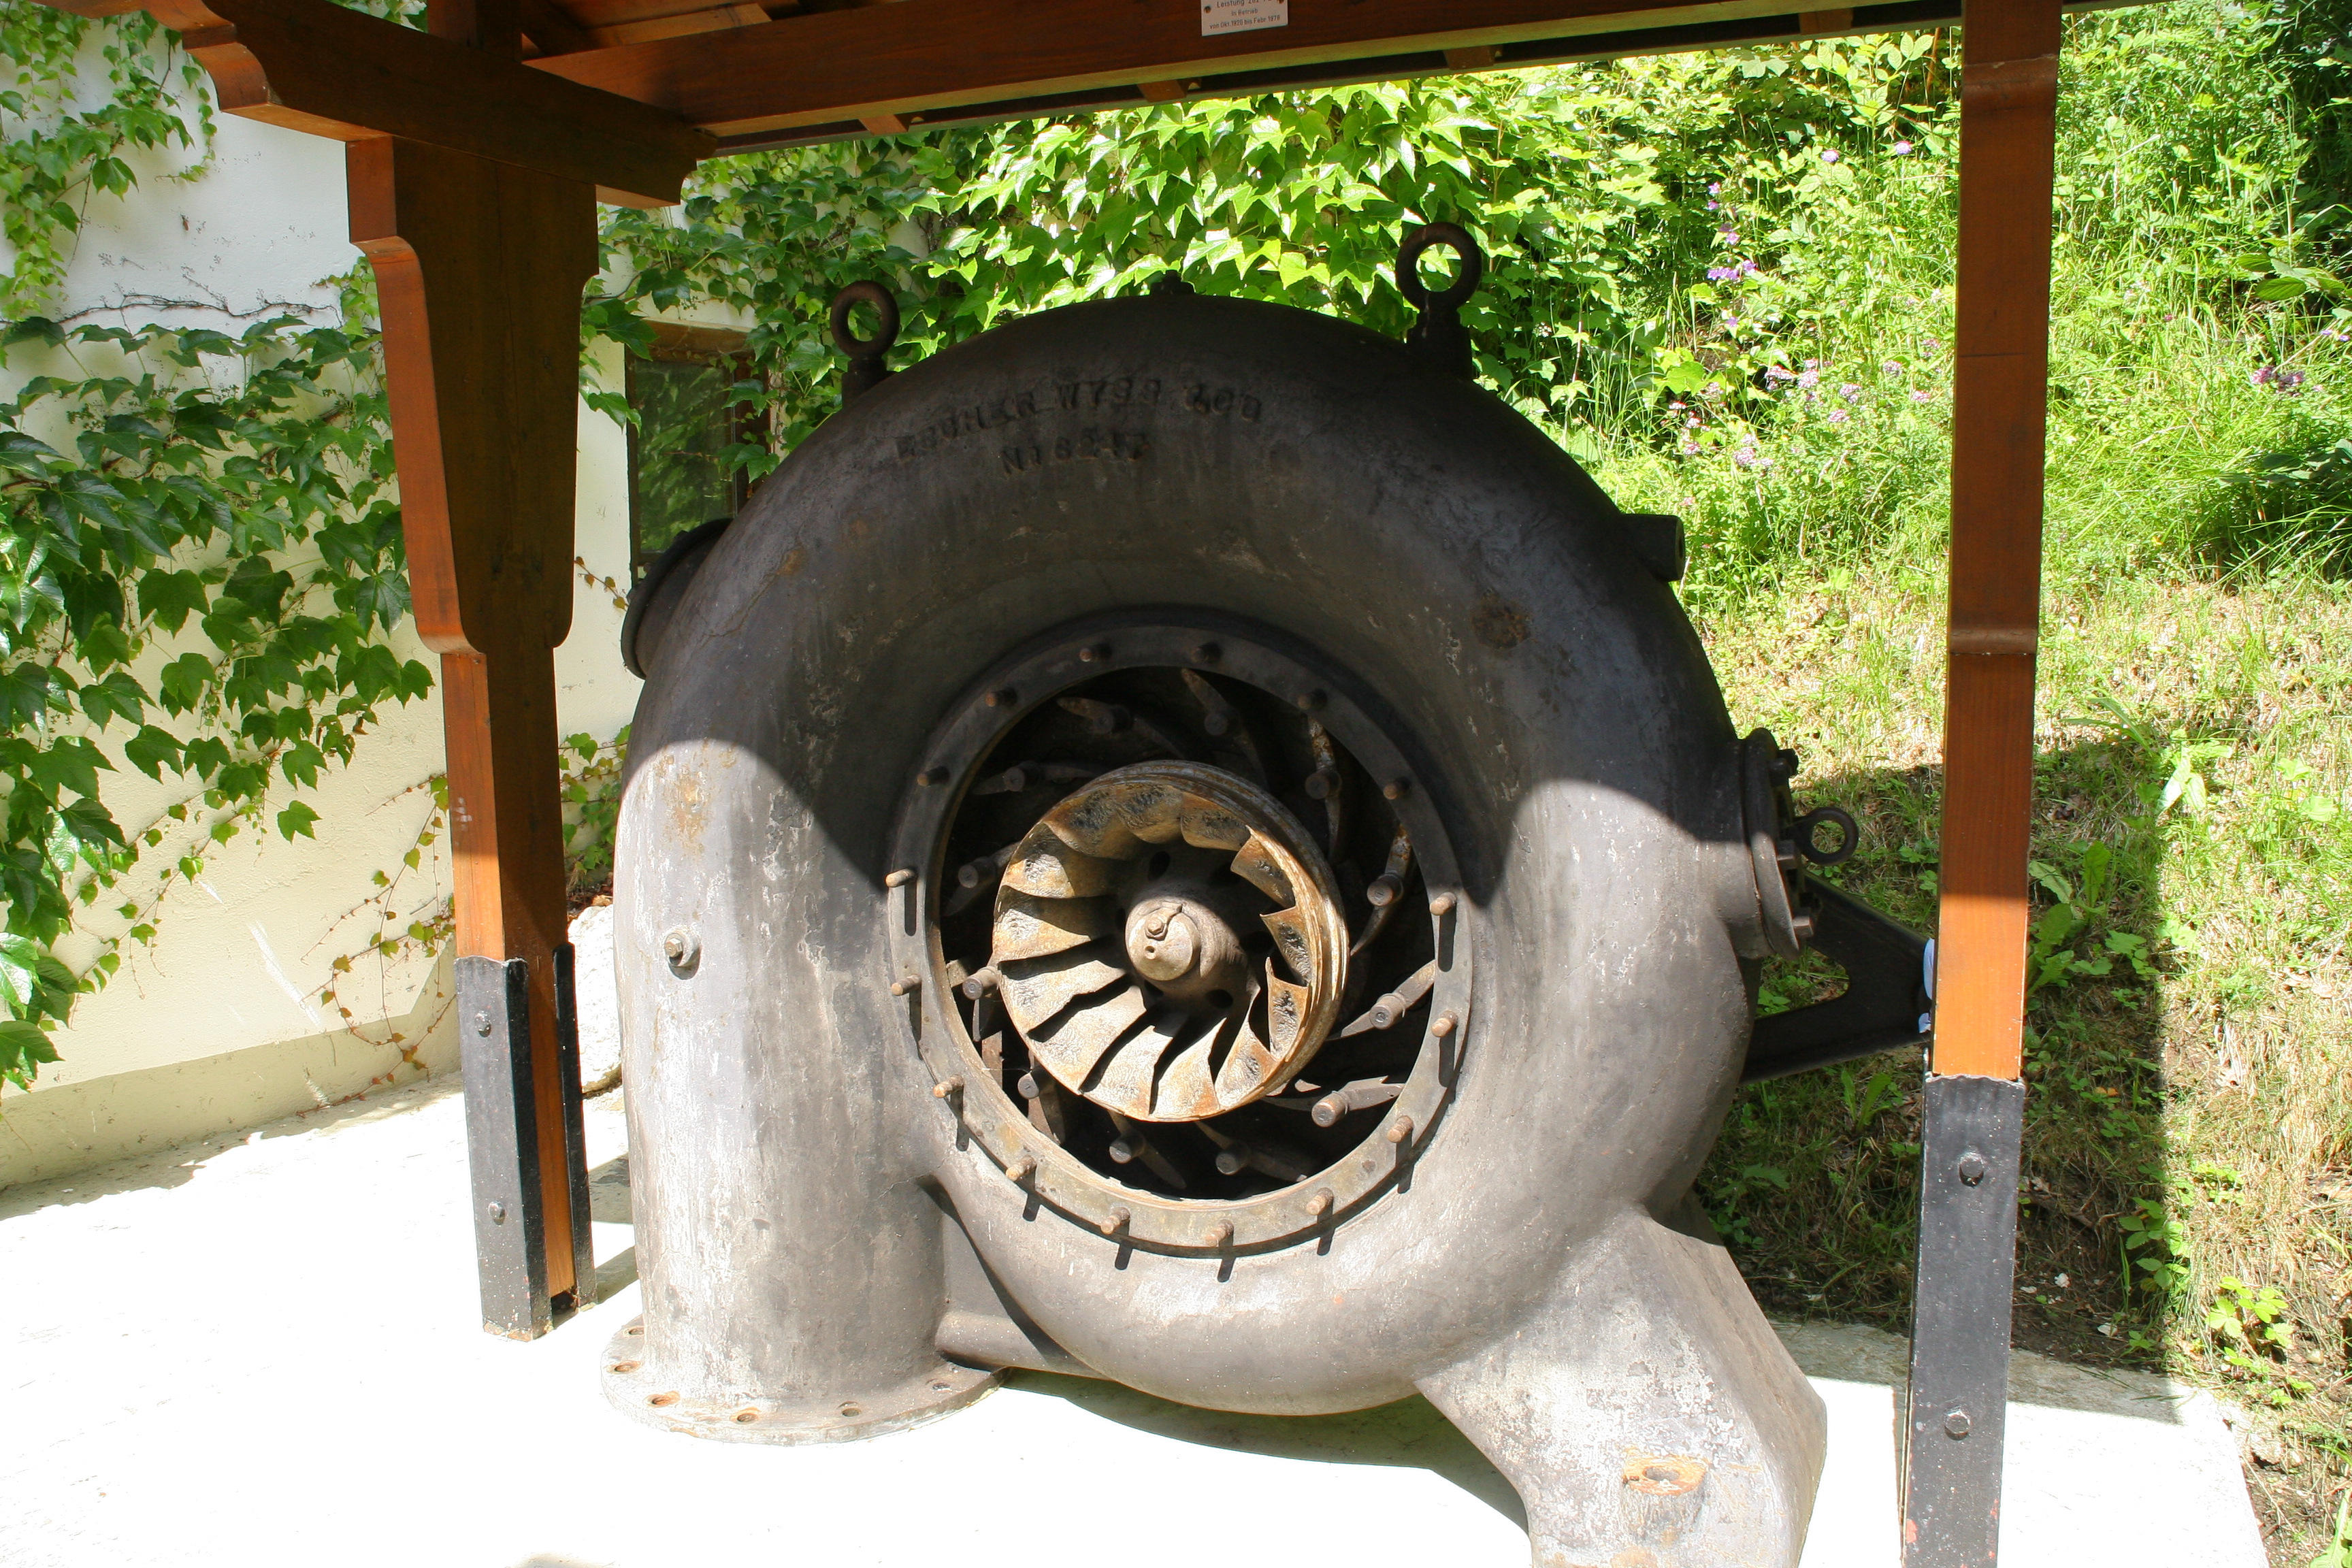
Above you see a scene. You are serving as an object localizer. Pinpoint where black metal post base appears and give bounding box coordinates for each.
[1901,1073,2026,1565]
[458,945,594,1340]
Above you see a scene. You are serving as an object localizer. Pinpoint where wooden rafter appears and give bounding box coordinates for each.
[40,0,708,204]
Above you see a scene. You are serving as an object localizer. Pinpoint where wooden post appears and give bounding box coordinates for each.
[1903,0,2059,1558]
[349,134,600,1335]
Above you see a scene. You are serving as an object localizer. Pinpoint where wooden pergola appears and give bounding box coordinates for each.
[39,0,2065,1558]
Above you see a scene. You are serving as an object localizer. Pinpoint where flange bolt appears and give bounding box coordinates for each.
[1006,1155,1036,1182]
[1382,779,1411,801]
[1305,767,1340,800]
[932,1075,964,1099]
[1100,1206,1130,1236]
[1432,1011,1458,1038]
[1214,1147,1247,1177]
[663,929,700,971]
[1943,1409,1972,1439]
[1366,874,1403,907]
[884,868,914,889]
[1386,1114,1415,1145]
[889,974,921,996]
[1078,643,1109,664]
[1428,892,1457,917]
[1305,1188,1334,1218]
[1957,1151,1989,1186]
[1206,1222,1234,1248]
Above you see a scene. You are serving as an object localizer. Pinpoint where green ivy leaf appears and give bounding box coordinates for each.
[76,668,148,730]
[0,933,38,1013]
[122,723,184,779]
[276,800,321,840]
[0,1019,61,1090]
[136,568,210,632]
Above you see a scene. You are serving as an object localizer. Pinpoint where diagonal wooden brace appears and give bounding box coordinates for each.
[1904,0,2060,1559]
[350,135,599,1332]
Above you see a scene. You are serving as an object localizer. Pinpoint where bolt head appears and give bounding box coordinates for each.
[1383,779,1410,801]
[1943,1408,1972,1439]
[472,1011,492,1037]
[1957,1151,1989,1186]
[487,1201,506,1224]
[1214,1149,1245,1176]
[1079,643,1108,664]
[662,928,699,969]
[1428,892,1457,917]
[1295,689,1326,712]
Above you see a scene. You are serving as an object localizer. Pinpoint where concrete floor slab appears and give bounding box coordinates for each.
[1,1080,2262,1568]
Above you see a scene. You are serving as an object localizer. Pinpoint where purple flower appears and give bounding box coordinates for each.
[1707,181,1721,195]
[1827,408,1850,424]
[1821,149,1840,163]
[1703,382,1725,398]
[2251,366,2274,386]
[1910,389,1935,403]
[1882,361,1902,376]
[1892,140,1914,156]
[1718,227,1740,243]
[1678,439,1701,455]
[1922,337,1942,352]
[1764,365,1796,382]
[1686,416,1703,428]
[1732,446,1757,469]
[1797,368,1820,389]
[1668,401,1686,410]
[1840,382,1863,399]
[1708,265,1737,282]
[1803,358,1821,368]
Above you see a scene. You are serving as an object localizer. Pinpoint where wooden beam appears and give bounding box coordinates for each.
[529,0,1814,137]
[349,135,599,1325]
[1934,0,2059,1085]
[1903,0,2057,1558]
[37,0,709,206]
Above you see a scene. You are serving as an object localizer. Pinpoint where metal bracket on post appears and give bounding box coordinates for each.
[1901,1073,2025,1563]
[458,954,553,1339]
[455,948,595,1333]
[553,940,597,1312]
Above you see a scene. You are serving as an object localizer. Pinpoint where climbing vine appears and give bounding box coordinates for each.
[0,3,431,1092]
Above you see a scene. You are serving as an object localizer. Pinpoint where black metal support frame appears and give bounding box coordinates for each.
[457,945,593,1340]
[1744,879,1932,1083]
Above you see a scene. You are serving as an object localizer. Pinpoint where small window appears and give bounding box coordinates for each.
[626,323,764,578]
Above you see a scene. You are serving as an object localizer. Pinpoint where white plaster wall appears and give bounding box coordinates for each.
[1,97,670,1179]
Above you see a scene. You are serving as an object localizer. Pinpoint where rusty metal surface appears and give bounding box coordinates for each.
[990,762,1348,1122]
[897,621,1474,1255]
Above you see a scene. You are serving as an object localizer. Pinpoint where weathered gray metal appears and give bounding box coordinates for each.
[605,282,1830,1565]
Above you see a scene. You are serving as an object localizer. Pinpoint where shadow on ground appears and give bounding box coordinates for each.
[1000,1369,1527,1526]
